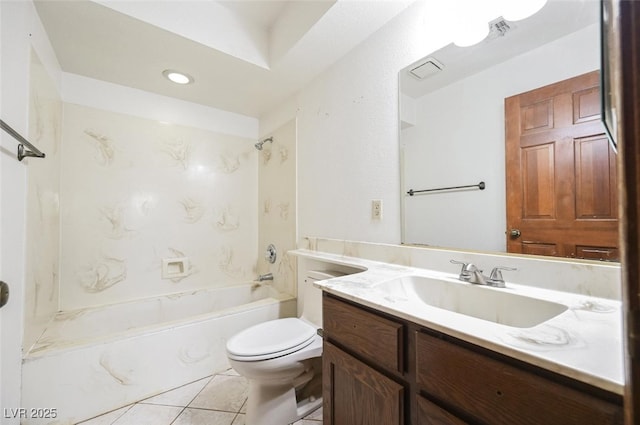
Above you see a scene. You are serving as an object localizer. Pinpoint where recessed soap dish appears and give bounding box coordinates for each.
[162,257,189,279]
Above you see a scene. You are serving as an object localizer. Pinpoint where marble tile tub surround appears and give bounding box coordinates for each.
[59,104,259,310]
[300,237,622,300]
[24,48,63,351]
[292,246,624,395]
[257,119,297,297]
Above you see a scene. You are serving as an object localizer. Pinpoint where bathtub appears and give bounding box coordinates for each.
[21,283,296,425]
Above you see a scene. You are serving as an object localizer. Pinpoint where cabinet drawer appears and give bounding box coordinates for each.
[323,295,404,373]
[417,396,469,425]
[416,331,622,425]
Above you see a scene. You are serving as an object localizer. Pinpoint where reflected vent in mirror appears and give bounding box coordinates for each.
[409,57,444,80]
[488,17,513,40]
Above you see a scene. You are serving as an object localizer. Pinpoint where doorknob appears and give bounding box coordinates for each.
[0,281,9,309]
[509,229,521,238]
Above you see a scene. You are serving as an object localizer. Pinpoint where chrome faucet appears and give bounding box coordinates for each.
[257,273,273,282]
[487,266,517,288]
[450,260,516,288]
[451,260,488,285]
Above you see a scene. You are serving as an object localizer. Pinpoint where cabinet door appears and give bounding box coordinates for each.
[417,396,469,425]
[416,331,623,425]
[323,341,404,425]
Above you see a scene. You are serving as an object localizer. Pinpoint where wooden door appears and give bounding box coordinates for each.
[505,71,619,260]
[323,341,404,425]
[614,0,640,423]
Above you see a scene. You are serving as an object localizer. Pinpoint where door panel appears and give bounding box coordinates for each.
[522,143,556,219]
[573,87,601,123]
[574,135,617,219]
[521,99,553,133]
[505,70,619,260]
[521,242,558,257]
[576,246,619,261]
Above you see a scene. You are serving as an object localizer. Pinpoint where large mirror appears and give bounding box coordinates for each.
[399,0,613,259]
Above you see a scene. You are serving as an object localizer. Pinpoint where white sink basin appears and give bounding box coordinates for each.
[375,275,567,328]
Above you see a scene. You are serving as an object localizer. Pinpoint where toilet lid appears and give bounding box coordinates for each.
[227,318,317,359]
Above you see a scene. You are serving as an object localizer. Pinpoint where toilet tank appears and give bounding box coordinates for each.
[299,270,345,328]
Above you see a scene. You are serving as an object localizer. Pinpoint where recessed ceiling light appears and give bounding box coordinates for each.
[162,69,194,85]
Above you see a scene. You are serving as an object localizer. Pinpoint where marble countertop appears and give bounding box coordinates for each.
[292,249,624,395]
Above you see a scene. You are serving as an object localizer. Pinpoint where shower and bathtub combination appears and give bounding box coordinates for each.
[22,282,296,424]
[20,77,302,425]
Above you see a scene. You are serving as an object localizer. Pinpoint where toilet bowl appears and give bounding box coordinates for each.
[226,270,343,425]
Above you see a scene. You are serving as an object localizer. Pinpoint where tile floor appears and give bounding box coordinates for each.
[78,369,322,425]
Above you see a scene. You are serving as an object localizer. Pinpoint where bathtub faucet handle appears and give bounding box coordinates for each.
[265,244,277,264]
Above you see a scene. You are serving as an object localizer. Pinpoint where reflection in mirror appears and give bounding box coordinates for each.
[399,0,610,259]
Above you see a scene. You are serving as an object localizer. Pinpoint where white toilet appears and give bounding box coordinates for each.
[226,270,342,425]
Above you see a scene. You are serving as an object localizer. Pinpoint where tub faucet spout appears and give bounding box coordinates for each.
[257,273,273,282]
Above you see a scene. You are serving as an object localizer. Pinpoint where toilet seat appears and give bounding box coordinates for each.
[227,318,317,361]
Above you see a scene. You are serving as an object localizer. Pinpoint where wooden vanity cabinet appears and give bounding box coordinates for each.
[322,295,406,425]
[416,396,469,425]
[416,330,622,425]
[322,293,623,425]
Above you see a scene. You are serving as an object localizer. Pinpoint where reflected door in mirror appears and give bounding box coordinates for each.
[505,71,619,260]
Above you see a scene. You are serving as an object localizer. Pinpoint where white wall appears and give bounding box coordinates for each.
[402,24,600,251]
[260,1,459,245]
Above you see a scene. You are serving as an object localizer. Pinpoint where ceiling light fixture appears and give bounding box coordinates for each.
[502,0,547,22]
[162,69,194,85]
[453,19,491,47]
[450,0,548,48]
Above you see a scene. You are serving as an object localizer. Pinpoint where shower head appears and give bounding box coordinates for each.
[254,137,273,150]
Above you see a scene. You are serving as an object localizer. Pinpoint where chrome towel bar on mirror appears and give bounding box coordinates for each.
[407,181,485,196]
[0,119,46,161]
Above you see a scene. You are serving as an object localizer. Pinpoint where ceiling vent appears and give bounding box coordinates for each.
[488,17,512,40]
[408,57,444,80]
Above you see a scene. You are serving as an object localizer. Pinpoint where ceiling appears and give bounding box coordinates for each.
[400,0,600,99]
[34,0,414,118]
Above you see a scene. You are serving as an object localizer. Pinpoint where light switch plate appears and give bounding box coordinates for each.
[372,199,382,220]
